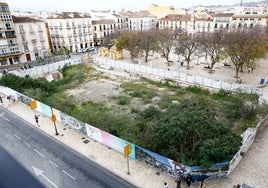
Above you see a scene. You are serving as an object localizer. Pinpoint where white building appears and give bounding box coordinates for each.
[0,2,20,66]
[119,11,157,31]
[47,12,94,53]
[12,15,50,62]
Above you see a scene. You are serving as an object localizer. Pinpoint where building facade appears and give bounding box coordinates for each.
[0,2,20,66]
[47,12,94,53]
[12,16,50,62]
[119,11,157,31]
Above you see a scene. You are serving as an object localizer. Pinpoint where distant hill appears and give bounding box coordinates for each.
[196,0,268,8]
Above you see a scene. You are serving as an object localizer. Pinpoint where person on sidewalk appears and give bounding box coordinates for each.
[34,115,39,127]
[163,182,168,188]
[176,179,181,188]
[186,174,192,188]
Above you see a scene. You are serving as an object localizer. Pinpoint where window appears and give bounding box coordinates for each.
[19,25,24,32]
[23,45,29,52]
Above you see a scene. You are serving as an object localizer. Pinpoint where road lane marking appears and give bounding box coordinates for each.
[32,166,58,188]
[49,160,58,168]
[6,128,11,132]
[34,149,45,158]
[13,134,21,140]
[0,112,9,121]
[62,170,75,180]
[23,141,31,148]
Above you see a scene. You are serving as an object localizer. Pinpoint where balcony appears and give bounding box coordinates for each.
[31,39,37,43]
[8,42,18,46]
[20,30,25,34]
[6,34,16,38]
[22,40,28,44]
[38,29,43,33]
[54,26,59,29]
[6,27,14,31]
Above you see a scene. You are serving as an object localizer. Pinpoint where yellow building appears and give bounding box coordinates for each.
[98,46,123,60]
[109,45,123,60]
[148,4,186,19]
[98,47,109,57]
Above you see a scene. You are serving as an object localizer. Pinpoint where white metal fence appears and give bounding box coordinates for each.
[11,57,82,78]
[93,56,264,96]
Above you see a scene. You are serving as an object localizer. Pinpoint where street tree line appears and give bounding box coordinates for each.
[105,27,268,78]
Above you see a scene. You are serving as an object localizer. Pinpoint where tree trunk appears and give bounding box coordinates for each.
[186,60,190,69]
[145,52,149,63]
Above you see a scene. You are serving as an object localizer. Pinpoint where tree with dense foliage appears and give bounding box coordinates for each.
[148,99,242,168]
[116,31,142,60]
[199,31,225,73]
[57,46,70,57]
[175,33,199,70]
[224,27,268,78]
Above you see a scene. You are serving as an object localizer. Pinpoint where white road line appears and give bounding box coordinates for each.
[13,134,21,140]
[0,112,9,121]
[34,149,45,158]
[23,141,31,148]
[6,128,11,133]
[62,170,75,180]
[49,160,58,168]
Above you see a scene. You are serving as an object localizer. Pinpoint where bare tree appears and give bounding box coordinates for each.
[139,29,159,63]
[175,33,199,70]
[101,31,120,48]
[199,31,225,73]
[156,29,175,66]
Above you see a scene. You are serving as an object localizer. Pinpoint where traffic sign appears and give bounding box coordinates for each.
[124,144,131,158]
[29,100,37,110]
[51,114,56,122]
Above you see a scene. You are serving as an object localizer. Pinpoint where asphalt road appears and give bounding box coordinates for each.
[0,106,136,188]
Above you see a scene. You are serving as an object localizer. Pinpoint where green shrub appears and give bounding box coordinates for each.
[117,96,130,105]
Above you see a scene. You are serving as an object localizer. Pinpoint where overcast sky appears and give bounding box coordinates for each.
[4,0,263,12]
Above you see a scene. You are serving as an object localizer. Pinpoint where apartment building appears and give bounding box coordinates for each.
[158,14,194,33]
[0,2,20,66]
[47,12,94,53]
[92,19,117,46]
[119,10,157,31]
[12,16,50,62]
[210,13,234,31]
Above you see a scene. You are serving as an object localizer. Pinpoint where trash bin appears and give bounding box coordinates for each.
[180,61,184,66]
[260,78,265,85]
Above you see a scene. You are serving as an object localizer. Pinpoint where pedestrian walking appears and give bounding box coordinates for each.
[163,182,168,188]
[34,115,39,127]
[176,179,181,188]
[186,174,192,188]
